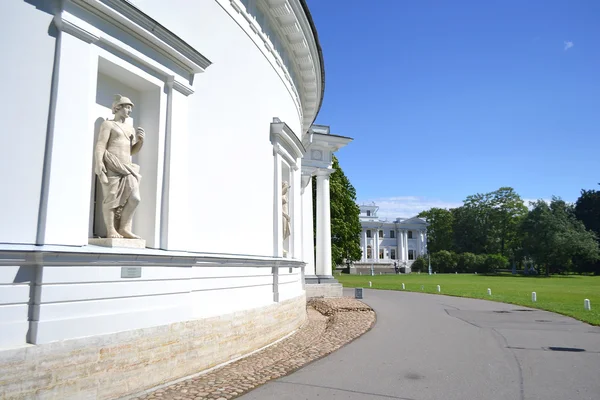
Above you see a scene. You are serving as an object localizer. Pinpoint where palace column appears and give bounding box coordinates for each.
[315,169,333,280]
[362,228,367,262]
[373,228,379,263]
[403,230,408,261]
[396,228,401,261]
[416,231,421,256]
[301,174,317,283]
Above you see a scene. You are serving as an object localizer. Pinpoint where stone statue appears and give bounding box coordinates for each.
[94,94,145,239]
[282,181,291,240]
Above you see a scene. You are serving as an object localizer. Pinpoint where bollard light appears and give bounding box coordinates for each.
[487,288,492,296]
[437,285,441,293]
[532,292,537,302]
[584,299,591,310]
[402,283,405,290]
[369,281,372,287]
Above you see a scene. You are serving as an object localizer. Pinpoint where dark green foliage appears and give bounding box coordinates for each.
[430,250,458,273]
[452,187,527,256]
[328,156,362,267]
[418,208,454,253]
[411,256,427,272]
[521,198,600,276]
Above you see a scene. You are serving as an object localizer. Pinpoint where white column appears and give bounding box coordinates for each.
[373,229,379,262]
[396,229,401,261]
[403,230,408,261]
[273,152,283,257]
[315,169,332,278]
[416,231,421,257]
[301,175,315,276]
[362,229,367,262]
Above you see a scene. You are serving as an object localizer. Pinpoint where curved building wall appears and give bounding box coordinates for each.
[131,0,304,255]
[0,1,57,244]
[0,0,323,397]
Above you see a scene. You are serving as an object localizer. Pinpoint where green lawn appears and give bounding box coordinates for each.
[337,273,600,326]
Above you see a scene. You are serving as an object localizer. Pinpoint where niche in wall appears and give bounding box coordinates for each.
[89,57,162,246]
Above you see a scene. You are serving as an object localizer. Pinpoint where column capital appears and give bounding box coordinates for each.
[315,168,334,177]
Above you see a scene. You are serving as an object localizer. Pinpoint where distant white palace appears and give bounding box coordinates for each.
[354,203,428,272]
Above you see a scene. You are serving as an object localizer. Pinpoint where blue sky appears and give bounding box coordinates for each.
[306,0,600,219]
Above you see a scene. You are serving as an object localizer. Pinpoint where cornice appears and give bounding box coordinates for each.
[62,0,212,82]
[229,0,323,134]
[0,246,305,268]
[270,118,306,160]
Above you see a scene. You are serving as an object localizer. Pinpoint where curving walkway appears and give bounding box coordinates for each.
[241,288,600,400]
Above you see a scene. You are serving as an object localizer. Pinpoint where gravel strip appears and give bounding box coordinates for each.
[126,298,375,400]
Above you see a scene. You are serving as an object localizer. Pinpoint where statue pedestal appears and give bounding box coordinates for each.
[88,238,146,249]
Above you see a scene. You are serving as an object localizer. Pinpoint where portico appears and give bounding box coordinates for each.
[355,204,428,273]
[301,125,352,294]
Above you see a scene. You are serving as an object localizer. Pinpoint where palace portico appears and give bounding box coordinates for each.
[354,204,428,273]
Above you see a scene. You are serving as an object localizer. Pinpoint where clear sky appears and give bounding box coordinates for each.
[306,0,600,219]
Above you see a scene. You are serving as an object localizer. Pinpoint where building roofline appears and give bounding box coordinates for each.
[298,0,325,124]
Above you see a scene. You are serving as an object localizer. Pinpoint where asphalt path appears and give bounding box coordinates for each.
[240,288,600,400]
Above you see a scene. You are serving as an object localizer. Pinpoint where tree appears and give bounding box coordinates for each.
[521,198,600,276]
[452,187,527,257]
[430,250,458,273]
[418,208,454,252]
[489,187,528,257]
[575,186,600,238]
[327,155,362,267]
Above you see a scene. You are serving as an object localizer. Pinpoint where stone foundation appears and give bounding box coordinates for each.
[305,282,343,298]
[0,295,306,400]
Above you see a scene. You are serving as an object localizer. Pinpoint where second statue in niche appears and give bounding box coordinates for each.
[94,94,145,239]
[282,181,291,241]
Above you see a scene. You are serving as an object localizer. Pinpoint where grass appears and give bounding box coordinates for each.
[337,273,600,326]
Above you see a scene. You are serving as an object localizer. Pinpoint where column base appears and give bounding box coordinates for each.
[305,282,343,298]
[304,275,320,284]
[316,275,338,284]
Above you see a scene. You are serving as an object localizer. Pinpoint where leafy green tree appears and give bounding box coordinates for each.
[489,187,528,257]
[575,186,600,238]
[521,198,600,276]
[482,254,508,274]
[431,250,458,273]
[457,252,478,273]
[411,256,427,272]
[418,208,454,252]
[327,155,362,267]
[452,187,527,257]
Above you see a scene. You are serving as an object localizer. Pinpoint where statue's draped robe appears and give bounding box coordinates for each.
[101,151,141,210]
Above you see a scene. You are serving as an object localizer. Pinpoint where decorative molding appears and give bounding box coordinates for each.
[0,247,305,268]
[228,0,322,133]
[270,118,306,163]
[171,79,195,96]
[98,0,211,70]
[61,0,211,82]
[54,15,100,43]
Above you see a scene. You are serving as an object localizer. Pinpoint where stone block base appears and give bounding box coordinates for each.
[305,282,343,298]
[88,237,146,248]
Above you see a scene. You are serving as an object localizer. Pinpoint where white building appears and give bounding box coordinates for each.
[0,0,349,398]
[354,204,428,273]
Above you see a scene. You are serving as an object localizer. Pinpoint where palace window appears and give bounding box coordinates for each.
[391,249,396,260]
[366,230,371,238]
[378,230,383,238]
[390,230,395,238]
[408,231,413,239]
[379,249,384,259]
[408,250,415,260]
[367,246,372,259]
[366,210,371,216]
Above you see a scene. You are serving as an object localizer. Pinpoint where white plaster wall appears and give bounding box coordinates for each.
[0,262,305,346]
[0,1,56,244]
[129,0,303,256]
[0,266,33,347]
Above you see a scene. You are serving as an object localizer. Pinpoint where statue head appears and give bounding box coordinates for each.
[111,94,134,116]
